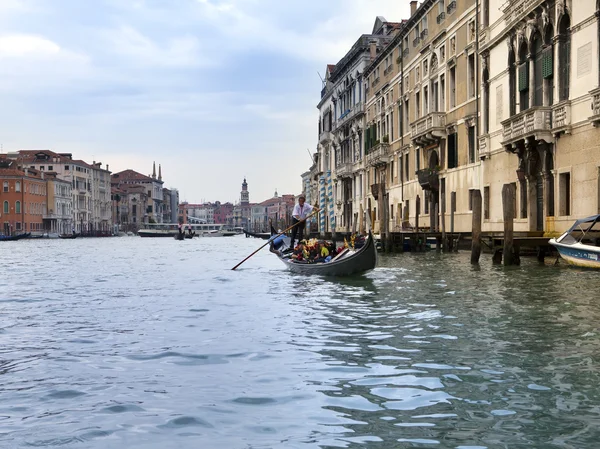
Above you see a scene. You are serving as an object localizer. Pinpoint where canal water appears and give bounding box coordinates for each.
[1,236,600,448]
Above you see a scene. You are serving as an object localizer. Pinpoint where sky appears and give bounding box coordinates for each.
[0,0,410,204]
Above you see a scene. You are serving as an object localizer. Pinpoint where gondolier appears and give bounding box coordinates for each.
[289,194,319,250]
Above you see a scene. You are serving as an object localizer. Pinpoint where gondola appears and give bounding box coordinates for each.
[59,233,78,239]
[272,231,377,276]
[244,230,271,240]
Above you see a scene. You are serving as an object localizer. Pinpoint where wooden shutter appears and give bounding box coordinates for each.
[542,46,553,79]
[518,63,528,92]
[365,127,370,152]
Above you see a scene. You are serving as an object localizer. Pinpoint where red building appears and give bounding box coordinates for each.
[213,201,233,224]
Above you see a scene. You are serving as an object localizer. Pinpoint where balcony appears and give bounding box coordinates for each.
[334,102,364,130]
[501,106,553,147]
[420,29,428,40]
[479,135,490,160]
[403,48,409,58]
[552,100,571,135]
[319,130,332,144]
[413,37,420,47]
[589,88,600,125]
[336,161,354,179]
[416,168,440,191]
[436,12,445,24]
[410,112,447,146]
[366,142,391,167]
[447,1,456,15]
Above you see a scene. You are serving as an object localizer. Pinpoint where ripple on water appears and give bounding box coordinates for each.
[160,416,213,428]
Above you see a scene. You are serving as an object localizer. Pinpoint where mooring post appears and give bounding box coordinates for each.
[450,192,456,251]
[441,189,446,252]
[502,183,516,266]
[416,194,421,251]
[471,189,482,264]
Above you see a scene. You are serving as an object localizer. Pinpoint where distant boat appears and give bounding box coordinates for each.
[0,233,30,241]
[243,230,271,240]
[59,233,78,239]
[549,214,600,268]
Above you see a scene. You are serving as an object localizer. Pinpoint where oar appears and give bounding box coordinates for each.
[231,209,319,270]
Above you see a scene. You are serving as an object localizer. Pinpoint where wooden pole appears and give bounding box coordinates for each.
[415,194,421,251]
[440,189,446,252]
[450,191,456,251]
[471,190,482,264]
[502,183,516,266]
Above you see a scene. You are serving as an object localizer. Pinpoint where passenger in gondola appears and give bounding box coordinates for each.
[312,241,330,263]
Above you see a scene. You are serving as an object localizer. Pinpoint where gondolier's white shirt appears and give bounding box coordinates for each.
[292,203,314,220]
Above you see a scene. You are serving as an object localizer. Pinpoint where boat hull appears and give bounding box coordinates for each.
[549,239,600,268]
[276,232,377,276]
[138,230,177,237]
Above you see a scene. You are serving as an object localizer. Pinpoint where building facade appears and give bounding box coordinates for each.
[481,0,600,234]
[44,172,72,235]
[111,167,164,224]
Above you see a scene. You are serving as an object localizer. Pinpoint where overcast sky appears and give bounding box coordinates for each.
[0,0,410,203]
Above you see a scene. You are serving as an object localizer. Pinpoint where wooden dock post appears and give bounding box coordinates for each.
[415,195,421,251]
[450,192,457,252]
[471,189,482,264]
[502,183,516,266]
[441,189,446,252]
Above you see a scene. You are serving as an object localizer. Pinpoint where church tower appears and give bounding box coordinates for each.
[240,178,249,205]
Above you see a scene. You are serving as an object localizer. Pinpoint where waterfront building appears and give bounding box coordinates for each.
[111,165,164,224]
[88,161,112,232]
[249,191,294,232]
[0,161,47,235]
[12,150,103,233]
[213,201,233,224]
[112,184,150,232]
[162,188,180,224]
[315,18,402,234]
[180,203,214,224]
[481,0,600,233]
[44,172,72,235]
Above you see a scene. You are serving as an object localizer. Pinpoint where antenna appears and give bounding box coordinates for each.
[306,148,315,164]
[317,71,324,83]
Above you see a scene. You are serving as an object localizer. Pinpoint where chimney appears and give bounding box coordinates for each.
[369,40,377,59]
[410,1,418,16]
[106,164,109,172]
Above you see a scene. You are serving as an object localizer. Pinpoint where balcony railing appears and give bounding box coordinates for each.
[334,102,364,130]
[319,130,332,144]
[589,88,600,125]
[447,1,456,14]
[403,48,409,57]
[336,162,354,179]
[552,100,571,135]
[420,29,428,40]
[437,12,445,24]
[413,37,420,47]
[410,111,447,146]
[366,143,391,167]
[501,106,553,146]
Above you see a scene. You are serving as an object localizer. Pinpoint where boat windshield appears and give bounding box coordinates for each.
[559,216,600,246]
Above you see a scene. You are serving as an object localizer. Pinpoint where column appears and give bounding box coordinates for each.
[528,53,535,108]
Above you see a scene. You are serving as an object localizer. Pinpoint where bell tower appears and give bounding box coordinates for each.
[240,178,249,205]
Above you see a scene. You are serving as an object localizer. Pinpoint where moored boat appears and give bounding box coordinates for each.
[549,214,600,268]
[0,233,30,241]
[272,231,377,276]
[59,233,78,239]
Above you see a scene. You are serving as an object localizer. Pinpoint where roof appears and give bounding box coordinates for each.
[0,168,43,179]
[112,169,157,183]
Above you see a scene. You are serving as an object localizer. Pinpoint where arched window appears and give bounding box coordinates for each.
[3,201,8,213]
[509,48,516,116]
[15,201,21,214]
[519,42,529,111]
[532,33,543,107]
[15,181,21,192]
[558,14,571,101]
[2,181,7,193]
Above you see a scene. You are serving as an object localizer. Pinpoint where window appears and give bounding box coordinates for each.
[469,189,474,211]
[423,86,429,114]
[483,0,489,27]
[468,53,476,98]
[48,166,53,171]
[519,179,528,218]
[484,186,490,219]
[405,153,409,181]
[15,201,21,214]
[440,75,445,111]
[559,172,571,216]
[416,148,421,172]
[558,14,571,101]
[432,80,439,112]
[532,34,543,107]
[15,181,21,192]
[404,99,410,131]
[3,181,7,192]
[416,91,421,117]
[504,52,514,117]
[449,66,456,108]
[447,132,458,169]
[16,222,21,231]
[519,43,529,111]
[3,201,8,213]
[399,155,404,182]
[483,68,490,132]
[468,125,476,163]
